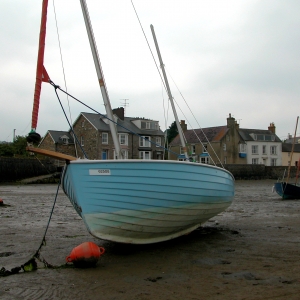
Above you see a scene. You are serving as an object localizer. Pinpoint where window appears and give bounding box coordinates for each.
[191,145,196,154]
[140,136,151,147]
[81,120,85,127]
[80,136,84,146]
[252,145,258,154]
[223,144,227,151]
[262,145,267,154]
[114,149,128,159]
[139,151,151,160]
[201,157,209,164]
[252,158,259,164]
[239,144,246,153]
[119,134,128,145]
[271,158,277,166]
[156,137,161,147]
[122,150,128,159]
[270,146,277,155]
[224,156,227,164]
[62,138,68,145]
[102,133,108,144]
[141,121,158,130]
[203,144,208,153]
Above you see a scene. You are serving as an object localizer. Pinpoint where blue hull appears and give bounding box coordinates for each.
[274,182,300,200]
[62,160,235,244]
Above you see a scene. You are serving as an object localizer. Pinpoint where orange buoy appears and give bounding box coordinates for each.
[66,242,105,268]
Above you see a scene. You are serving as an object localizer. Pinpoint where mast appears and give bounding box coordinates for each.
[79,0,122,159]
[286,116,299,183]
[150,25,188,160]
[28,0,49,143]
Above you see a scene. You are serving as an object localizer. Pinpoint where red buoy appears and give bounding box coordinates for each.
[0,199,3,206]
[66,242,105,268]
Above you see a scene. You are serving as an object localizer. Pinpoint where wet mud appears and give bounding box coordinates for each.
[0,180,299,299]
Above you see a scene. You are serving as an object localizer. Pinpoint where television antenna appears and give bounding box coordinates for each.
[120,99,129,116]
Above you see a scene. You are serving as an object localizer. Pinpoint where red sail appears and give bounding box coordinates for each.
[31,0,50,131]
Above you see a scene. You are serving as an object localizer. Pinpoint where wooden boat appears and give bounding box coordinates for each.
[27,0,235,244]
[274,117,300,199]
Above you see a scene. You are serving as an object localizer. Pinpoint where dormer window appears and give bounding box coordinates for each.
[62,138,68,145]
[141,121,158,130]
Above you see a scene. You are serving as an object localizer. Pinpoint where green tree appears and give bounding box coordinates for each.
[0,142,14,157]
[167,121,179,144]
[12,135,28,156]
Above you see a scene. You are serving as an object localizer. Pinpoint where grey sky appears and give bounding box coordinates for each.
[1,0,299,142]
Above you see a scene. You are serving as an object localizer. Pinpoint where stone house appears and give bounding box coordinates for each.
[169,114,282,166]
[39,130,75,155]
[39,107,165,160]
[168,114,245,164]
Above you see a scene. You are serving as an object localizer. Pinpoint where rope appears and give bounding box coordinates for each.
[0,170,65,276]
[52,0,78,158]
[49,81,180,157]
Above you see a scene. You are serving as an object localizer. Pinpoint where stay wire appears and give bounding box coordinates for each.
[49,80,180,157]
[51,82,88,159]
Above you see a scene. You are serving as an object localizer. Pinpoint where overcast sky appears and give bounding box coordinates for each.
[1,0,300,142]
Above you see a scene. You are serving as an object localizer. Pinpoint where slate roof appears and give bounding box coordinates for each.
[170,126,228,146]
[282,143,300,153]
[46,130,75,144]
[81,112,164,136]
[285,137,300,144]
[238,128,281,142]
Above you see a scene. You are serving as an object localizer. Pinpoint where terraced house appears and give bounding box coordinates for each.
[169,114,282,166]
[39,107,165,161]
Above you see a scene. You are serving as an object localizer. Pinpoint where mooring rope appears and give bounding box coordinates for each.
[0,169,65,276]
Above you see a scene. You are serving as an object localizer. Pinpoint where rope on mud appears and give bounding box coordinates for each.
[0,168,69,277]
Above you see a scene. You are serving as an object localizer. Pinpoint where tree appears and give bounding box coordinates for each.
[167,121,178,144]
[0,142,14,157]
[12,136,28,156]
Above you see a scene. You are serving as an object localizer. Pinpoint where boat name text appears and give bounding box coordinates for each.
[89,169,111,176]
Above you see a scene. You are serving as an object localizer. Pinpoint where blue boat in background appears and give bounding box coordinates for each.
[62,160,234,244]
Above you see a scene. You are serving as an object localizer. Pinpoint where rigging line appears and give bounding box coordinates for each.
[130,1,170,121]
[130,0,166,89]
[165,67,223,167]
[51,81,179,156]
[51,83,88,158]
[52,0,78,158]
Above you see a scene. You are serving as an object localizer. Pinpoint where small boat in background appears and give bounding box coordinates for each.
[274,116,300,199]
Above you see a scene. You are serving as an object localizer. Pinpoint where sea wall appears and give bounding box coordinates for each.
[223,164,295,180]
[0,158,295,182]
[0,157,57,182]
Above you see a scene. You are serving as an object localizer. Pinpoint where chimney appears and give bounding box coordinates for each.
[227,113,235,129]
[268,122,275,134]
[112,107,124,120]
[180,120,187,131]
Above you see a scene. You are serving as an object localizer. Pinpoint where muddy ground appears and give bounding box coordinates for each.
[0,180,299,300]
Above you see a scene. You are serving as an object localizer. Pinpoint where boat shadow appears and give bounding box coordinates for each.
[101,225,240,256]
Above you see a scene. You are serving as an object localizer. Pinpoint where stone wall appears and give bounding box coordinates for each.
[0,157,296,182]
[223,164,297,180]
[0,157,57,182]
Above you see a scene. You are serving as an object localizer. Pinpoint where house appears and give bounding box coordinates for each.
[169,114,282,165]
[169,114,244,164]
[39,107,165,160]
[239,123,282,166]
[281,143,300,167]
[39,130,75,156]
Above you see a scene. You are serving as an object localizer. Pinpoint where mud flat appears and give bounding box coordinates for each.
[0,180,299,300]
